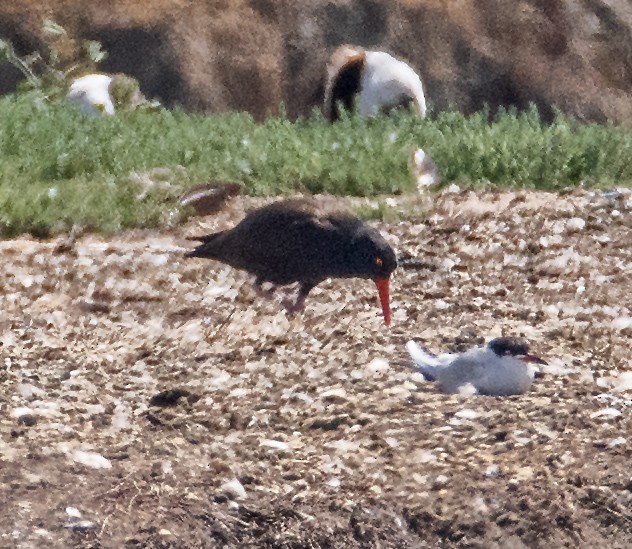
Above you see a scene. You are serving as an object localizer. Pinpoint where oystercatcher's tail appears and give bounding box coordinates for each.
[184,231,226,258]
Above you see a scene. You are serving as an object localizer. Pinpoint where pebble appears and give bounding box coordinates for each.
[260,439,291,452]
[64,520,96,532]
[608,437,626,448]
[613,372,632,392]
[366,358,389,375]
[485,465,500,478]
[17,414,37,427]
[12,407,34,419]
[65,507,82,518]
[319,387,347,401]
[590,408,622,419]
[17,383,45,400]
[432,475,449,489]
[412,473,428,484]
[71,450,112,470]
[221,478,247,500]
[455,409,480,420]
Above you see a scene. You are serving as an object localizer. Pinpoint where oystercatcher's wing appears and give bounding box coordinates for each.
[213,207,342,284]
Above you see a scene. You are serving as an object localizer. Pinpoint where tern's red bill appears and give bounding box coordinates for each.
[519,354,548,365]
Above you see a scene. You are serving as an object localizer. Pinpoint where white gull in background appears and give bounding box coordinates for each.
[67,74,116,116]
[66,73,148,117]
[324,45,427,121]
[406,337,547,396]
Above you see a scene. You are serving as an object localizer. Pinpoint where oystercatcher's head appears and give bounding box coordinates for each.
[345,229,397,325]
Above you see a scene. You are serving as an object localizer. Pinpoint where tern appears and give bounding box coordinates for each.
[406,336,547,396]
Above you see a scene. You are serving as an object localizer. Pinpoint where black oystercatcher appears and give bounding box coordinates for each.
[185,198,397,324]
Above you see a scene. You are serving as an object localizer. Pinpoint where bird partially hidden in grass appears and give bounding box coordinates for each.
[66,74,115,116]
[406,337,547,396]
[179,181,242,217]
[66,73,147,117]
[185,198,398,324]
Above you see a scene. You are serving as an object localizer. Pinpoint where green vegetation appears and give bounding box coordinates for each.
[0,92,632,236]
[1,19,631,237]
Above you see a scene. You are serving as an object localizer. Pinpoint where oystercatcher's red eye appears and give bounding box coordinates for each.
[375,257,383,267]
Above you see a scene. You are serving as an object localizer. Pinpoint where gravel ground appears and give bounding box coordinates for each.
[1,189,631,548]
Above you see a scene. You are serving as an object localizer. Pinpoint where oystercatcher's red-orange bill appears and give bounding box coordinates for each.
[375,277,391,325]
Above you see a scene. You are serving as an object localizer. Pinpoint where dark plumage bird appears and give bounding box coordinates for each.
[179,181,242,216]
[185,198,398,324]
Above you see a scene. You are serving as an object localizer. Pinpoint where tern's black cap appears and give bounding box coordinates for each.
[488,337,530,357]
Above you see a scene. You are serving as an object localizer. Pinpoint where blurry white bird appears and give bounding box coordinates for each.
[67,74,115,116]
[406,337,547,396]
[360,50,426,118]
[409,148,441,190]
[324,45,427,121]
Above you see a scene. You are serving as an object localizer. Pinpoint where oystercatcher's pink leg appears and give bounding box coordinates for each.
[282,282,317,316]
[253,277,276,300]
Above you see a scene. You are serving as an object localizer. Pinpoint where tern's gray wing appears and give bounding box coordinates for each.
[435,349,487,394]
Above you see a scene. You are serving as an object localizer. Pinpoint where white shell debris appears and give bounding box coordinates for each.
[484,465,500,478]
[221,478,248,500]
[65,507,82,518]
[613,372,632,392]
[455,409,480,420]
[608,437,627,448]
[590,408,622,419]
[366,358,390,375]
[17,383,45,399]
[64,504,96,531]
[612,316,632,331]
[446,183,461,193]
[259,439,291,452]
[433,475,449,488]
[71,450,112,470]
[12,407,35,419]
[566,217,586,231]
[64,521,96,532]
[319,387,347,400]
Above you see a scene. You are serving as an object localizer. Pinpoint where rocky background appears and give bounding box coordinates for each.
[1,0,632,122]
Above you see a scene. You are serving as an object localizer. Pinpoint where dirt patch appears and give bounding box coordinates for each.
[1,189,631,547]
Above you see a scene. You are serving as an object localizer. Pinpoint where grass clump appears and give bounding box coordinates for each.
[0,94,631,237]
